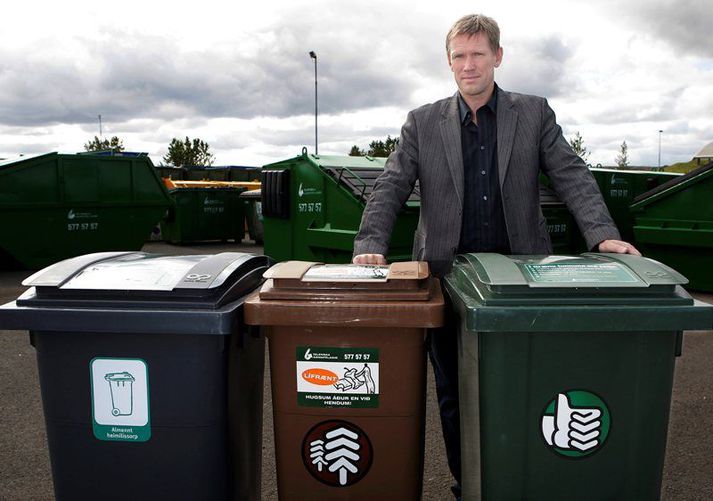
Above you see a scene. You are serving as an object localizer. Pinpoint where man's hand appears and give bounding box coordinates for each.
[598,239,642,256]
[352,254,387,265]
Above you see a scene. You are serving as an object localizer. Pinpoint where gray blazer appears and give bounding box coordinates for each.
[353,87,620,275]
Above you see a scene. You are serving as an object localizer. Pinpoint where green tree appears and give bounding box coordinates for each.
[615,140,629,168]
[568,131,590,163]
[84,135,124,152]
[162,136,215,167]
[348,135,400,157]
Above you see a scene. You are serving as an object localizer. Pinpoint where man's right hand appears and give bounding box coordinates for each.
[352,254,387,265]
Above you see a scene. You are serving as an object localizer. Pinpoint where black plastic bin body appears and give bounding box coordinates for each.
[0,251,271,501]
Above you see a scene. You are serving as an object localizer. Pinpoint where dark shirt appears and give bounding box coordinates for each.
[457,86,511,254]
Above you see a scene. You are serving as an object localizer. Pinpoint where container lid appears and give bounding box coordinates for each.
[19,251,271,309]
[448,253,691,306]
[260,261,430,299]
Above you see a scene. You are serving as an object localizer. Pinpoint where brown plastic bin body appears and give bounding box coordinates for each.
[244,262,443,500]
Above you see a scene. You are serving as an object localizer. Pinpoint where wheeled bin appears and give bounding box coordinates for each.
[245,261,444,499]
[444,253,713,500]
[0,251,271,501]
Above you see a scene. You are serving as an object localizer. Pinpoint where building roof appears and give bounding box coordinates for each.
[693,141,713,159]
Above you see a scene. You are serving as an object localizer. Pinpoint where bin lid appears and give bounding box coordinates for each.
[448,253,691,306]
[444,253,713,332]
[18,251,271,309]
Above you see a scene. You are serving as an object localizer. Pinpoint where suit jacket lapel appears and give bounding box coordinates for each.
[440,93,464,210]
[496,88,518,187]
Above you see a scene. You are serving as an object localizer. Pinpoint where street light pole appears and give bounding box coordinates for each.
[658,130,663,169]
[98,114,103,138]
[309,51,318,155]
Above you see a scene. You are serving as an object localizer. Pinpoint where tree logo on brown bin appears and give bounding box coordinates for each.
[302,419,373,487]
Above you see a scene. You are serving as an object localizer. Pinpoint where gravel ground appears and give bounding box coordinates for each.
[0,242,710,500]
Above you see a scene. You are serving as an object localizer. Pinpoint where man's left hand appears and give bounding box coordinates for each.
[597,239,642,256]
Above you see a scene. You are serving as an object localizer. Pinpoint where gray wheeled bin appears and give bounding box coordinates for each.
[444,253,713,500]
[0,251,271,501]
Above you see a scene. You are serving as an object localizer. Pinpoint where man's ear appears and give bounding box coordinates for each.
[495,46,503,68]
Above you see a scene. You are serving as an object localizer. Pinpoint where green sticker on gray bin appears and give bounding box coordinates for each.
[541,389,610,458]
[296,347,379,408]
[523,263,638,284]
[90,358,151,442]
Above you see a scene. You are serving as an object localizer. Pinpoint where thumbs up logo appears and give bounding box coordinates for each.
[541,390,611,458]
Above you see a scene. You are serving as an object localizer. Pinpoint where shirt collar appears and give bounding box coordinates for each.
[458,83,498,124]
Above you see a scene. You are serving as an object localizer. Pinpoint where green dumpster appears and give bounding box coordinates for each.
[444,253,713,500]
[161,186,247,244]
[240,189,263,244]
[261,148,420,263]
[588,167,681,243]
[0,152,171,270]
[631,161,713,292]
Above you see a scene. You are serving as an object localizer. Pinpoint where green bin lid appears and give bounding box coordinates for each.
[444,253,713,332]
[453,253,689,306]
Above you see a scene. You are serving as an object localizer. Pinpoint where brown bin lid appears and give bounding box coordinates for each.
[244,261,444,327]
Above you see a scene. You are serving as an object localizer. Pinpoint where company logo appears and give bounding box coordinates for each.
[302,420,373,487]
[304,348,313,360]
[541,389,610,458]
[67,209,99,220]
[302,368,339,386]
[298,182,322,198]
[203,197,223,205]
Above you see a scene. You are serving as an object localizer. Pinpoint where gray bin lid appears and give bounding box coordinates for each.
[0,252,271,335]
[444,253,713,332]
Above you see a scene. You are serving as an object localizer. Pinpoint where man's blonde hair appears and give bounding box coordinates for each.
[446,14,500,54]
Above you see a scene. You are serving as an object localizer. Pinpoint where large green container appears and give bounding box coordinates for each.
[444,253,713,501]
[161,187,246,244]
[588,168,681,243]
[261,149,420,263]
[0,153,171,270]
[630,162,713,292]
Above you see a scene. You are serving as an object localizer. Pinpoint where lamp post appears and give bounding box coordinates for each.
[309,51,318,155]
[98,114,103,138]
[658,129,663,169]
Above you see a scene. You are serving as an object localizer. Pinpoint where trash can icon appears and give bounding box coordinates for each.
[104,372,135,416]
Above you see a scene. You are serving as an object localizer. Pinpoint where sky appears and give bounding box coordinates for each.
[1,0,711,167]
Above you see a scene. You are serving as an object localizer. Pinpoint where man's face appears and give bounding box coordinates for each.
[448,32,503,100]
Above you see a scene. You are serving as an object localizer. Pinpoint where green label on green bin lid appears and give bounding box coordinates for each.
[541,389,610,458]
[296,347,379,408]
[90,358,151,442]
[522,263,639,284]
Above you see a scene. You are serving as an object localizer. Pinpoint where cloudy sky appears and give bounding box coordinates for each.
[1,0,711,167]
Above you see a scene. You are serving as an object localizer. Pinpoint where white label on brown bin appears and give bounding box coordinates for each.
[296,347,380,408]
[302,419,373,487]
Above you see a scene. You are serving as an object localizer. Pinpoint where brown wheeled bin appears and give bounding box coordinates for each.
[245,261,444,500]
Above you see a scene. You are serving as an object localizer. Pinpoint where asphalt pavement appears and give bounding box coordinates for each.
[0,241,711,500]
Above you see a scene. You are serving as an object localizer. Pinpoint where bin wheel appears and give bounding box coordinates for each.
[111,408,120,416]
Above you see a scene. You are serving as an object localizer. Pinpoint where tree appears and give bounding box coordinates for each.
[84,135,124,152]
[568,131,590,163]
[615,140,629,168]
[348,135,400,157]
[162,136,215,167]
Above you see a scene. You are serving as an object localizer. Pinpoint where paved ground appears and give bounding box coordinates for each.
[0,241,711,500]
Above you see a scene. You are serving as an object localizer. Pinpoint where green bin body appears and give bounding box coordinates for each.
[0,153,171,269]
[161,187,246,244]
[444,253,713,500]
[631,162,713,291]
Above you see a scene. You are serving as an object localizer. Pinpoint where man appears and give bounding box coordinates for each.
[352,14,640,498]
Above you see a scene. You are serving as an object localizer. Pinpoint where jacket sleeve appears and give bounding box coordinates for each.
[353,110,420,257]
[537,98,621,250]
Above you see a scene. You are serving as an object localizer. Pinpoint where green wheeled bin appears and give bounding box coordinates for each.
[631,161,713,292]
[444,253,713,500]
[0,251,272,501]
[161,186,247,244]
[0,153,171,269]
